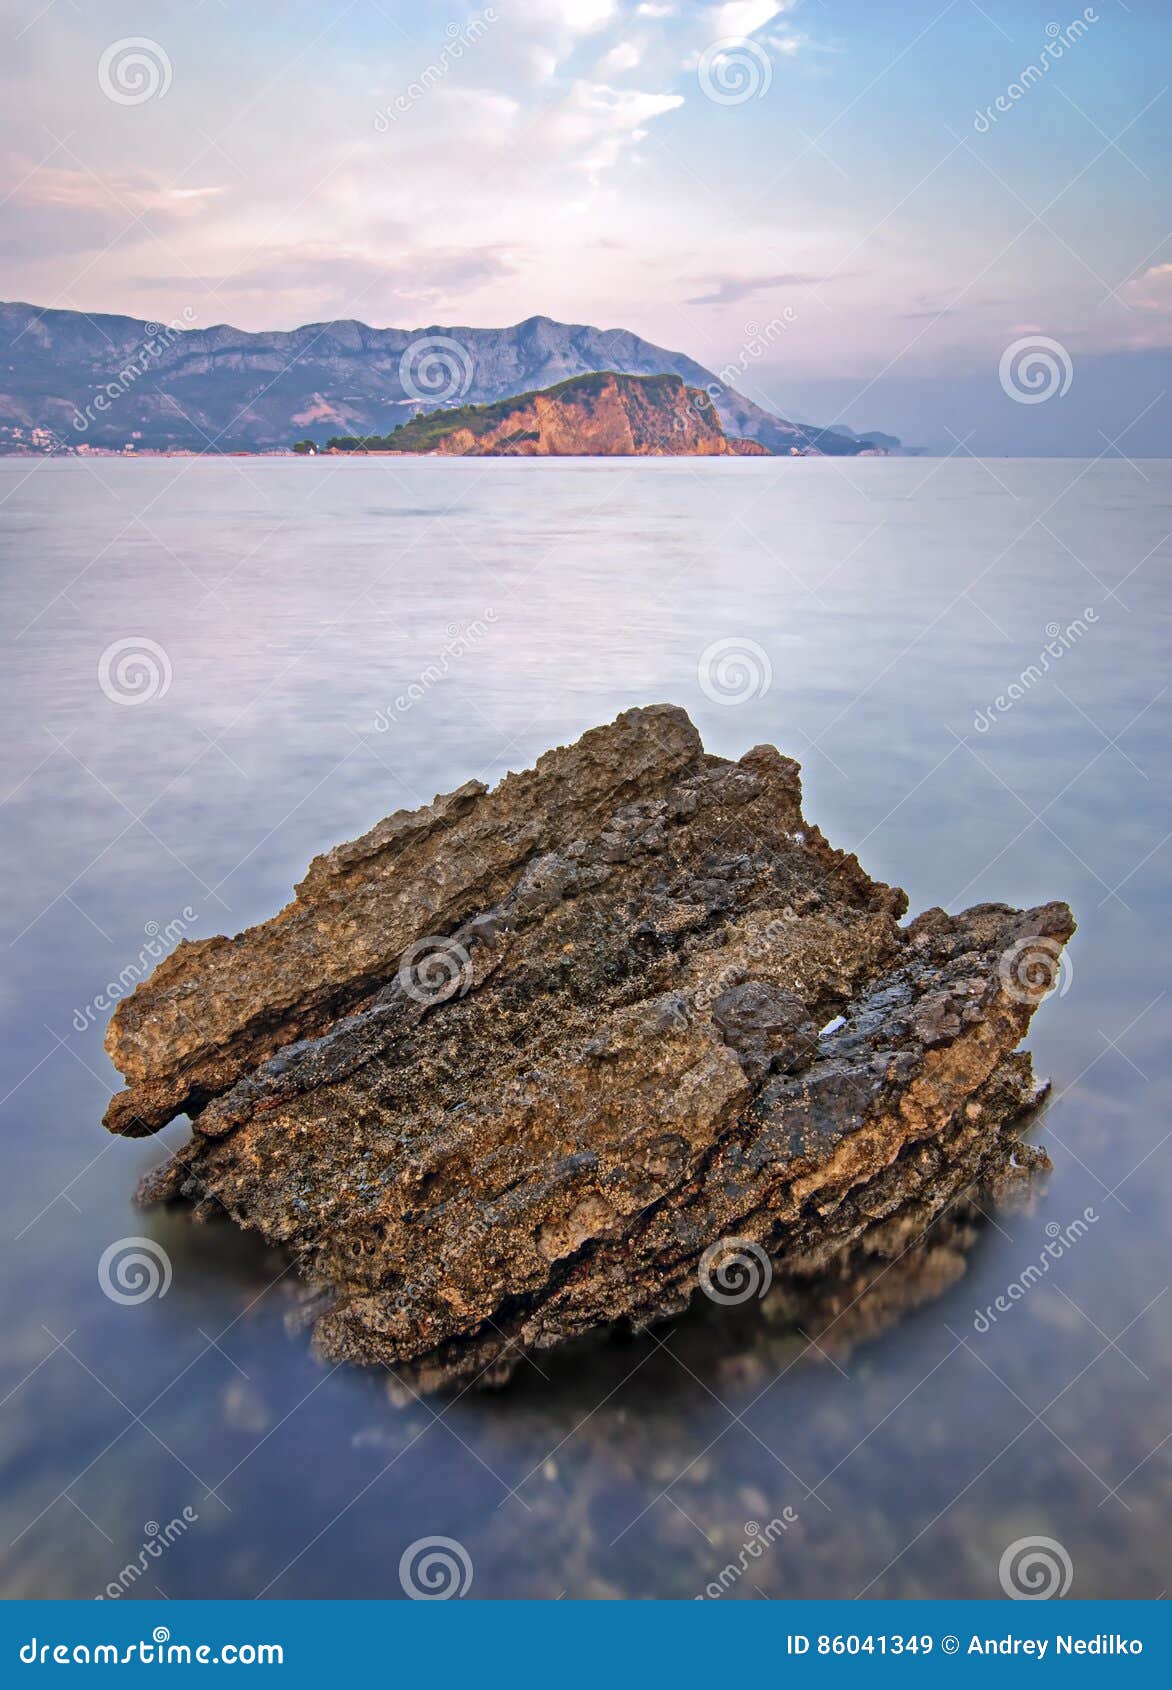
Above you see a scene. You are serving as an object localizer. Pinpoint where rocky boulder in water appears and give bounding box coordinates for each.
[105,706,1074,1387]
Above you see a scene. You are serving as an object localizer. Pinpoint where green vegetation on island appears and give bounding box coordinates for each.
[310,372,687,454]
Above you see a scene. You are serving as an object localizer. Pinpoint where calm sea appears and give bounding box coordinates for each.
[0,454,1168,1599]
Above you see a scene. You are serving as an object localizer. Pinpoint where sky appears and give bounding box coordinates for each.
[2,0,1170,452]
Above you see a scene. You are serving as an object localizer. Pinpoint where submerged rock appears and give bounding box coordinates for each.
[106,705,1074,1386]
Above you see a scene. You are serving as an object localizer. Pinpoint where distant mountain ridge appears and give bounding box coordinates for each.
[0,302,897,456]
[318,371,772,458]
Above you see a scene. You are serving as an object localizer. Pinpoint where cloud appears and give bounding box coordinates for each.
[1113,263,1172,348]
[150,244,519,321]
[1124,263,1172,312]
[680,2,802,74]
[708,1,791,39]
[7,157,226,219]
[507,0,620,76]
[535,0,618,31]
[525,45,560,80]
[0,155,230,263]
[536,81,685,178]
[598,41,643,74]
[687,271,831,304]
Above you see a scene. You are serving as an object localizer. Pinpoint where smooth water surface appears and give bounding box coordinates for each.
[0,454,1169,1600]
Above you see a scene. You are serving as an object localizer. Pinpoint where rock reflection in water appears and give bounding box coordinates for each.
[337,1116,1048,1599]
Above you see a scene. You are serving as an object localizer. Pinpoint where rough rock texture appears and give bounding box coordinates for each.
[321,373,770,457]
[106,706,708,1136]
[108,706,1074,1386]
[389,373,767,457]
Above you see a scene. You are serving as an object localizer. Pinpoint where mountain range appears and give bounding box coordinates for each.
[0,302,898,457]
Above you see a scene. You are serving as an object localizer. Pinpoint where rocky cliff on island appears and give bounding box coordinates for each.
[322,373,770,457]
[105,706,1074,1390]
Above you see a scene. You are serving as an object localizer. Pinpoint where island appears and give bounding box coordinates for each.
[302,372,774,458]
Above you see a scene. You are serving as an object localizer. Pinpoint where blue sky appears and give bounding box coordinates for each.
[2,0,1169,450]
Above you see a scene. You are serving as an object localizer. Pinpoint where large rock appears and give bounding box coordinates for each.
[109,706,1074,1386]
